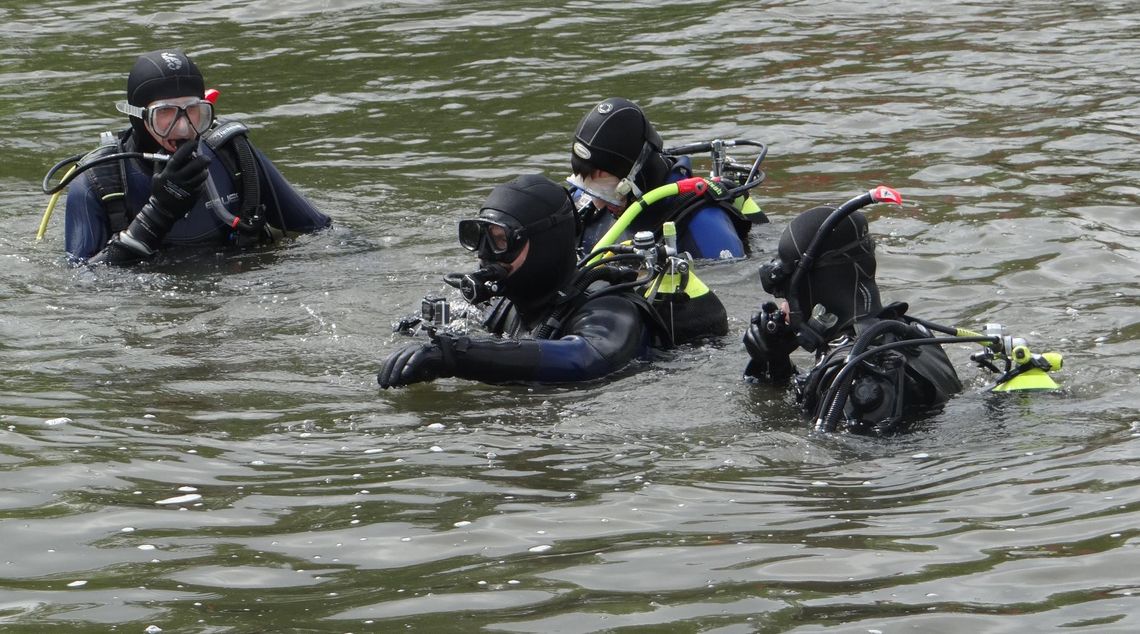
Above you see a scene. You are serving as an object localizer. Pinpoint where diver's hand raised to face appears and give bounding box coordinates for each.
[113,142,211,257]
[150,140,210,218]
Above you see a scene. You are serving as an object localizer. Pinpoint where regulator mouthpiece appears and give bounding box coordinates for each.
[457,263,509,304]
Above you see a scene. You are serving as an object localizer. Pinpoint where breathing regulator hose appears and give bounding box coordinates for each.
[36,151,172,241]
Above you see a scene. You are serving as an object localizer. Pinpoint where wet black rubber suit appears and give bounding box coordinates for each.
[744,205,962,434]
[378,174,664,388]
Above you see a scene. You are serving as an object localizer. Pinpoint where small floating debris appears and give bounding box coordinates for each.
[155,494,201,506]
[454,521,472,527]
[67,580,87,588]
[177,486,197,493]
[912,453,930,459]
[426,423,445,431]
[528,545,552,553]
[44,417,72,426]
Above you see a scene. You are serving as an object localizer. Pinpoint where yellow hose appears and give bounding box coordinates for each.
[36,165,77,241]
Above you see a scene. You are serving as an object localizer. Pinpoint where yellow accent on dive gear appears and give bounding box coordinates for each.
[36,165,78,241]
[735,194,761,216]
[991,368,1060,392]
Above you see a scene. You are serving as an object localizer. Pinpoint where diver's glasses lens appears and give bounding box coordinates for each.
[566,173,623,208]
[148,101,214,137]
[486,224,510,253]
[458,219,483,252]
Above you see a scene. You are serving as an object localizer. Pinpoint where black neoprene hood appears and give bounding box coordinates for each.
[572,97,663,178]
[777,206,882,336]
[127,50,205,109]
[476,175,577,314]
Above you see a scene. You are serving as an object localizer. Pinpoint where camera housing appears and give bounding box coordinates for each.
[421,296,451,327]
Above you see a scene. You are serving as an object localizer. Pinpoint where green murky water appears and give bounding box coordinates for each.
[2,1,1138,631]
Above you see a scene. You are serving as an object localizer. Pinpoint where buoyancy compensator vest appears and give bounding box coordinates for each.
[83,119,273,244]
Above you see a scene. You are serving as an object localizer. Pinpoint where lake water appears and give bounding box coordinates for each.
[2,1,1138,631]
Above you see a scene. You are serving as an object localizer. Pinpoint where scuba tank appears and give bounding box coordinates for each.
[662,138,769,233]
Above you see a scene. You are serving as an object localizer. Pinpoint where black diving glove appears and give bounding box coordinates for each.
[377,336,458,389]
[118,141,211,256]
[743,301,799,384]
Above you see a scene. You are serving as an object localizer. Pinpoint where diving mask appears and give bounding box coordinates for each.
[758,257,791,297]
[458,215,527,262]
[116,99,214,138]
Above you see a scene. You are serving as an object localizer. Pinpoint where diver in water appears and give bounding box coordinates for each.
[61,49,331,265]
[378,174,673,388]
[568,97,766,260]
[569,97,767,342]
[744,194,963,435]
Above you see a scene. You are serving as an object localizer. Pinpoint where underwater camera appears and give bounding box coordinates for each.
[420,296,451,329]
[393,295,453,336]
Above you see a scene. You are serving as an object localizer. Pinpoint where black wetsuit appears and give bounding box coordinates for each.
[467,292,657,383]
